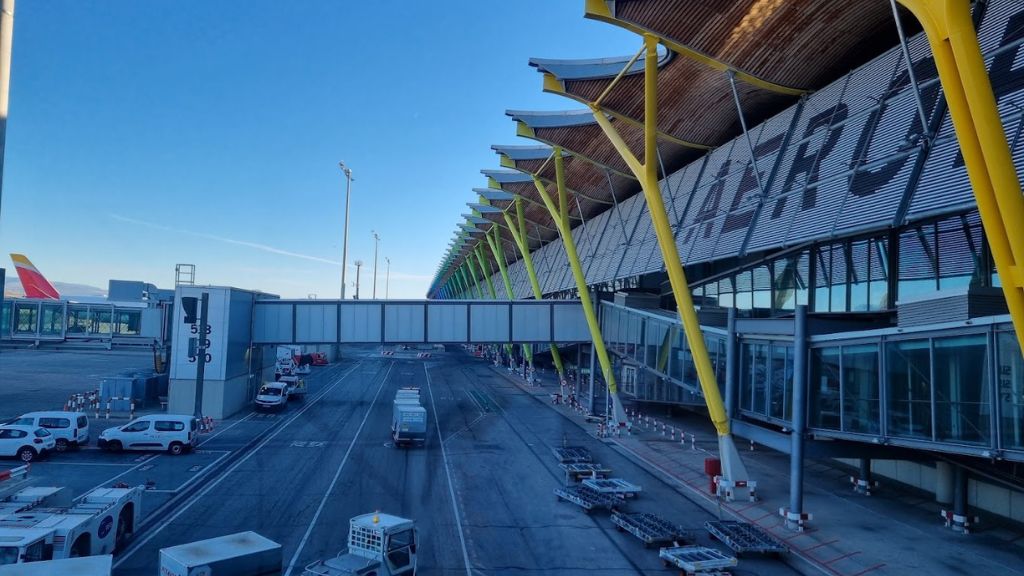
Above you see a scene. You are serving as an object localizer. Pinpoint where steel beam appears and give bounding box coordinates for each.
[531,150,627,424]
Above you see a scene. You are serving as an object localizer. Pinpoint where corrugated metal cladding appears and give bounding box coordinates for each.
[457,0,1018,301]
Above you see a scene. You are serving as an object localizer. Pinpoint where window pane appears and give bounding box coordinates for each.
[769,343,792,421]
[40,304,64,336]
[842,344,880,434]
[886,339,932,439]
[997,331,1024,450]
[646,320,668,371]
[869,237,889,311]
[934,334,990,444]
[67,305,92,334]
[814,248,830,312]
[810,347,841,429]
[752,343,768,415]
[898,225,938,301]
[740,342,754,412]
[850,241,869,312]
[830,245,849,312]
[753,266,771,311]
[14,303,38,335]
[937,216,983,290]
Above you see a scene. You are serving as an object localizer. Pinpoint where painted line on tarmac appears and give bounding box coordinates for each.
[282,361,395,576]
[197,410,256,446]
[144,451,231,494]
[424,363,474,576]
[38,461,135,468]
[114,361,365,568]
[75,454,159,500]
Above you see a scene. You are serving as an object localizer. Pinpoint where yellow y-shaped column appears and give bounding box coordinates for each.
[484,227,518,358]
[589,35,750,489]
[531,149,628,425]
[502,197,565,378]
[474,245,497,298]
[898,0,1024,355]
[466,257,486,300]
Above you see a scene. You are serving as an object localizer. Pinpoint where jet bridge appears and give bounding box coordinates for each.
[251,299,589,345]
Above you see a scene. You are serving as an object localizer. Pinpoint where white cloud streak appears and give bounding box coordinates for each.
[109,213,432,280]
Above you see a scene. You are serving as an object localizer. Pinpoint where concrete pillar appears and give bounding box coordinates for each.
[935,460,954,504]
[952,465,970,533]
[724,307,738,419]
[786,305,809,530]
[853,458,874,495]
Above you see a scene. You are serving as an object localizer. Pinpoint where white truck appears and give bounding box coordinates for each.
[159,531,282,576]
[391,388,426,447]
[0,554,112,575]
[303,513,416,576]
[0,469,142,566]
[255,382,290,411]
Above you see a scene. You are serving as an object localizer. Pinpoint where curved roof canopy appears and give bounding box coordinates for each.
[430,0,909,297]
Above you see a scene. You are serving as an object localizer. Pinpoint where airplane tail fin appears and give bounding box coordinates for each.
[10,254,60,300]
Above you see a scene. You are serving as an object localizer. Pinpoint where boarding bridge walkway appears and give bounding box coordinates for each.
[251,298,589,345]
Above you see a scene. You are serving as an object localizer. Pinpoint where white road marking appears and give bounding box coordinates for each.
[113,361,364,567]
[424,364,474,576]
[282,362,394,575]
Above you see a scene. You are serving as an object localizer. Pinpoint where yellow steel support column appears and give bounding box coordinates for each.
[502,198,564,378]
[475,245,497,298]
[531,149,628,424]
[485,227,517,358]
[588,35,750,490]
[898,0,1024,355]
[466,257,486,300]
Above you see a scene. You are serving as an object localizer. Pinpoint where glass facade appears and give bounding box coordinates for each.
[933,335,990,444]
[887,339,932,439]
[739,340,793,422]
[0,301,153,340]
[997,330,1024,450]
[810,347,841,429]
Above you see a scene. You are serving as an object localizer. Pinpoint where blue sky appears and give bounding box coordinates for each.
[0,1,638,299]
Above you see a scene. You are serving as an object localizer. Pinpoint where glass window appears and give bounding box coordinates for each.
[0,546,18,565]
[842,344,880,434]
[116,310,142,335]
[40,303,64,336]
[887,339,932,439]
[850,241,869,312]
[734,272,753,311]
[67,305,91,334]
[933,334,990,444]
[830,245,849,312]
[668,326,683,381]
[769,343,792,421]
[155,421,185,432]
[714,337,727,395]
[937,216,983,290]
[717,278,734,308]
[39,418,71,429]
[77,416,88,428]
[34,428,52,438]
[814,248,830,312]
[646,320,668,371]
[810,347,841,429]
[740,342,768,416]
[753,265,771,311]
[898,225,938,301]
[997,331,1024,450]
[869,238,890,311]
[91,308,113,334]
[14,302,38,335]
[0,302,10,336]
[122,420,150,432]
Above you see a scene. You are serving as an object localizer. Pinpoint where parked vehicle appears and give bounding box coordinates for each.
[11,412,90,452]
[391,388,426,447]
[159,531,281,576]
[97,414,197,455]
[0,555,112,575]
[0,467,142,566]
[311,352,329,366]
[0,426,55,462]
[303,513,416,576]
[255,382,290,411]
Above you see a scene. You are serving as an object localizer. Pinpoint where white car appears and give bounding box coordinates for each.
[255,382,289,410]
[0,425,56,462]
[97,414,198,455]
[11,411,90,452]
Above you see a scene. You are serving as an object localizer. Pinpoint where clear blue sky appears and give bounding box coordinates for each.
[0,1,638,299]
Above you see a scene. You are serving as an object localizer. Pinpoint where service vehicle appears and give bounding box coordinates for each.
[391,388,426,447]
[255,382,290,411]
[303,513,416,576]
[311,352,329,366]
[0,554,112,575]
[0,469,142,565]
[97,414,197,455]
[159,531,282,576]
[11,412,90,452]
[0,426,55,462]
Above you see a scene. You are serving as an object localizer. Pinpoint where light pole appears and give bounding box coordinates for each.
[339,161,353,299]
[371,231,380,299]
[354,260,363,300]
[385,257,391,300]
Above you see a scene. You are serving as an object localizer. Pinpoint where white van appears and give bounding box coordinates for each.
[11,411,90,452]
[97,414,198,455]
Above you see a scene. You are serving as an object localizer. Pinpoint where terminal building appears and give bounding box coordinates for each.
[428,0,1024,527]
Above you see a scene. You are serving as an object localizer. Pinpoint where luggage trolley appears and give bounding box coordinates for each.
[659,545,737,575]
[552,446,592,464]
[553,485,622,513]
[610,511,693,547]
[581,477,642,498]
[704,520,787,555]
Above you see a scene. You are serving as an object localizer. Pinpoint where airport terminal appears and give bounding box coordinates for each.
[0,1,1023,574]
